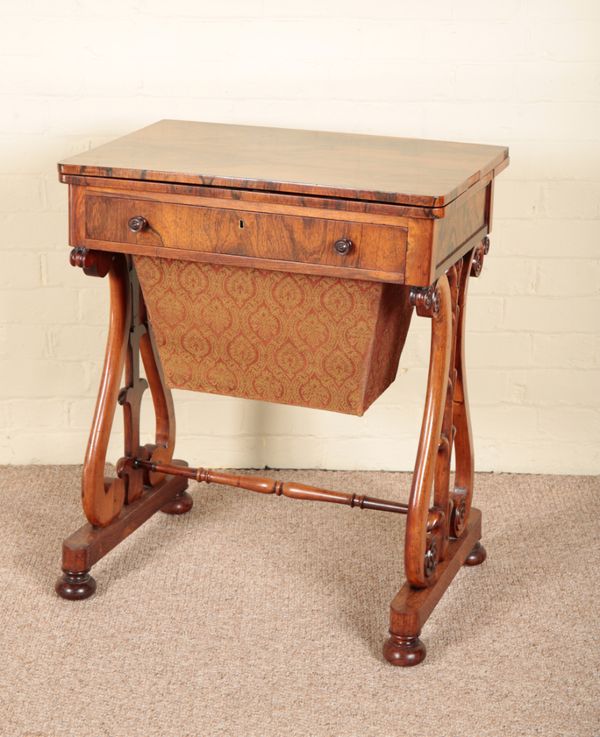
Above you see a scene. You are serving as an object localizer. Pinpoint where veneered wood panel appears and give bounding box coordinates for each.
[83,192,407,276]
[404,178,491,286]
[59,119,509,208]
[434,185,488,269]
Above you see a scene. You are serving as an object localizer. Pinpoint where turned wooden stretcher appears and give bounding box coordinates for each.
[55,120,508,666]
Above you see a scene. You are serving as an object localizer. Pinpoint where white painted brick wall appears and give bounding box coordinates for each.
[0,0,598,473]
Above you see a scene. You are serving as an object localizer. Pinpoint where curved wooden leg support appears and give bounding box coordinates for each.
[449,249,477,539]
[120,262,181,508]
[385,276,453,665]
[118,263,148,505]
[78,250,130,528]
[404,275,452,589]
[55,569,97,601]
[134,259,179,498]
[433,264,461,562]
[136,261,185,513]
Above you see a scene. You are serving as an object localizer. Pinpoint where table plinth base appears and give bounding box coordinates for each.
[384,507,484,666]
[56,468,190,600]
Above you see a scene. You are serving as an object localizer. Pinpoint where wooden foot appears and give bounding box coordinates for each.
[464,541,487,566]
[55,569,97,600]
[383,633,426,667]
[385,508,482,665]
[161,489,193,515]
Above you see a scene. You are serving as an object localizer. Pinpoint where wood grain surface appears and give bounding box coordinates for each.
[59,119,508,207]
[84,191,408,275]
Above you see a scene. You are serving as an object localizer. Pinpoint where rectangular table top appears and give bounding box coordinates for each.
[59,120,508,209]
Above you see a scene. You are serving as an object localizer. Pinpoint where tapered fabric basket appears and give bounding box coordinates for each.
[135,255,413,415]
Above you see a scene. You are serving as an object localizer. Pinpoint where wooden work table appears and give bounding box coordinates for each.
[55,119,508,666]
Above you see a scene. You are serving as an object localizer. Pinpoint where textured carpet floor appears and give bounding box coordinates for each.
[0,467,598,737]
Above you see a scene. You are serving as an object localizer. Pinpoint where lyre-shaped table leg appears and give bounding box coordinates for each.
[384,242,490,665]
[56,251,190,600]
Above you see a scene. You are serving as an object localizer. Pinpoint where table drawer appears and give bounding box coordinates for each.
[82,193,407,275]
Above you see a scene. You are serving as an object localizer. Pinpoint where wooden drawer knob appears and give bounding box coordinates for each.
[128,215,148,233]
[334,237,353,255]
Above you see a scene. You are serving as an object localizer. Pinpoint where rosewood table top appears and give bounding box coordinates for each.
[59,118,509,207]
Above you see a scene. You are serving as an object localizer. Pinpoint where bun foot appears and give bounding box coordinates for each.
[161,490,193,515]
[464,541,487,567]
[55,569,97,600]
[383,633,426,667]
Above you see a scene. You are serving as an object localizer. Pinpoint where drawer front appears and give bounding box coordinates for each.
[83,193,407,275]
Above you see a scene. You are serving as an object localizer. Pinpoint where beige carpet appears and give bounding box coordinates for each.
[0,467,598,737]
